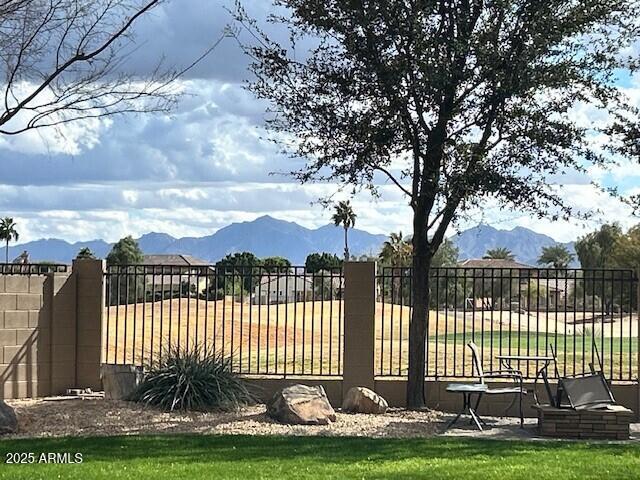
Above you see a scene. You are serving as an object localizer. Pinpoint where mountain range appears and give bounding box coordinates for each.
[6,216,576,266]
[450,224,577,266]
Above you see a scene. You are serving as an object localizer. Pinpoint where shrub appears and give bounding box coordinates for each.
[129,344,256,412]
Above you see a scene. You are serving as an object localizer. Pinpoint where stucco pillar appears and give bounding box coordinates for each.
[342,261,376,397]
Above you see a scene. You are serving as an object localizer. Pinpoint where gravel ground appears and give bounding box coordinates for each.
[4,398,444,439]
[5,398,639,441]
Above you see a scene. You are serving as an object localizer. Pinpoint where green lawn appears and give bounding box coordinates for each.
[0,435,638,479]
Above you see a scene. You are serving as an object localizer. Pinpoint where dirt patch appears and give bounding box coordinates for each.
[4,398,443,439]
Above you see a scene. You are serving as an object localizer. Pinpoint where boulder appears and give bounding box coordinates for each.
[101,364,143,400]
[267,384,336,425]
[0,400,17,435]
[341,387,388,414]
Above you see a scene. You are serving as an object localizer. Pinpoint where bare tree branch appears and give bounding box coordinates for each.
[0,0,224,136]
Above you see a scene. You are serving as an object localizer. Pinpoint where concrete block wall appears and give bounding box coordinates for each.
[0,274,49,398]
[0,259,105,399]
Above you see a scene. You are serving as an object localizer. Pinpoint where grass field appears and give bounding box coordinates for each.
[104,298,639,379]
[1,434,639,480]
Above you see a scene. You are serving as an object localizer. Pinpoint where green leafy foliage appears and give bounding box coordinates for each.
[76,247,96,259]
[106,236,144,306]
[305,252,343,273]
[130,344,256,412]
[262,256,292,273]
[575,224,623,269]
[537,245,574,269]
[215,252,263,293]
[106,236,144,266]
[432,240,459,268]
[483,247,515,261]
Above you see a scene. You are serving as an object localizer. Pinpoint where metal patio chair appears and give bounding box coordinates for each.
[549,344,617,410]
[468,341,527,426]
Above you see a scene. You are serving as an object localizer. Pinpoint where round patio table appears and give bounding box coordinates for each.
[445,383,488,431]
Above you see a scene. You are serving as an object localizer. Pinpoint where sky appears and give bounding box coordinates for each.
[1,0,639,245]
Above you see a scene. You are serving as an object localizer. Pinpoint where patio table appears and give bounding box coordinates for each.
[445,383,488,431]
[496,354,556,405]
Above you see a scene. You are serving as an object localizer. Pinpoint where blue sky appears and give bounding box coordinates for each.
[1,0,639,244]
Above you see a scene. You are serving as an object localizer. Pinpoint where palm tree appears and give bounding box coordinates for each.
[0,217,19,263]
[379,231,412,267]
[538,244,574,269]
[379,231,412,305]
[332,200,357,261]
[483,247,515,261]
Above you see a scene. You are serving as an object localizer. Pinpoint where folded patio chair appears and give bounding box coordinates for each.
[556,373,616,410]
[549,344,616,410]
[468,341,527,426]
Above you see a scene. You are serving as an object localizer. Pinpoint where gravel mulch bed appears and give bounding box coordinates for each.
[4,398,444,439]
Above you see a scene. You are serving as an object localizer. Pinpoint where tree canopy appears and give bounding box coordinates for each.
[575,224,624,269]
[106,236,143,265]
[379,232,412,267]
[538,244,574,269]
[262,256,292,272]
[76,247,96,260]
[483,247,515,261]
[305,252,343,273]
[576,223,640,272]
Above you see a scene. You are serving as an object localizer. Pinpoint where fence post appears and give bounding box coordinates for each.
[73,258,106,391]
[342,261,376,397]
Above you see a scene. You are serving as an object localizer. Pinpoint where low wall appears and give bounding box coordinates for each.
[242,376,639,420]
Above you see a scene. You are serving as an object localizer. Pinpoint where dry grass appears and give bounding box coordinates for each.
[104,298,639,379]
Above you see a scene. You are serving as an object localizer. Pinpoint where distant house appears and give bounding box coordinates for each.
[143,254,212,299]
[252,275,314,304]
[456,258,574,309]
[456,258,535,270]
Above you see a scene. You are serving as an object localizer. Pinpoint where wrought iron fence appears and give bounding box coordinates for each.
[0,263,69,274]
[104,264,344,376]
[376,267,639,381]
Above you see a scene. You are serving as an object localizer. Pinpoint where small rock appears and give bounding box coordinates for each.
[341,387,388,414]
[0,400,18,434]
[267,384,336,425]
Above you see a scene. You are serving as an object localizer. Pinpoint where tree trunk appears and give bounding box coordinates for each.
[4,240,8,263]
[407,206,432,409]
[344,226,349,261]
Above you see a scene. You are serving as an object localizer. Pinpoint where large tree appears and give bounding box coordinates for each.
[106,235,143,265]
[0,0,221,136]
[236,1,640,408]
[575,224,624,269]
[106,235,144,305]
